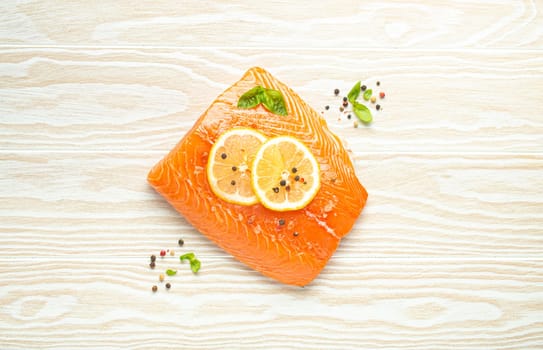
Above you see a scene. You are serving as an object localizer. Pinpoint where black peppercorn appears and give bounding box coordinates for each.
[334,88,339,96]
[361,85,367,91]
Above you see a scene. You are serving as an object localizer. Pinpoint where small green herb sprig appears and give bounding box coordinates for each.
[348,81,372,125]
[238,86,288,116]
[180,252,201,274]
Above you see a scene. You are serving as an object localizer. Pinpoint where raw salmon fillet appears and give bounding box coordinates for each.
[148,67,367,286]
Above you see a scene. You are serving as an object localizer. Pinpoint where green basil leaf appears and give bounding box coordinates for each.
[166,269,177,276]
[363,89,373,101]
[237,85,288,116]
[262,89,288,116]
[352,101,373,124]
[190,259,201,274]
[179,252,196,262]
[347,81,361,103]
[237,86,265,109]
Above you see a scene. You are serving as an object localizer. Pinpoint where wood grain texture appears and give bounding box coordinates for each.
[1,0,542,48]
[1,258,542,350]
[1,152,542,258]
[1,1,543,349]
[1,48,542,152]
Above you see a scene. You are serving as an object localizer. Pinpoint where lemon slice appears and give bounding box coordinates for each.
[207,128,267,205]
[251,136,321,211]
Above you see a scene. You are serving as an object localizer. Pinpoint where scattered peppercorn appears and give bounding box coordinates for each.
[342,97,348,102]
[170,250,175,256]
[149,261,156,269]
[379,92,385,99]
[339,107,344,112]
[231,180,236,186]
[325,105,330,110]
[376,104,381,111]
[342,101,348,107]
[165,283,171,289]
[285,185,291,192]
[347,114,352,119]
[294,175,300,181]
[361,85,367,91]
[293,232,299,237]
[273,187,279,193]
[334,88,339,96]
[291,167,297,173]
[376,81,380,86]
[150,255,156,262]
[232,166,237,171]
[370,96,377,103]
[152,285,158,292]
[159,274,165,282]
[280,180,287,186]
[278,219,285,226]
[221,153,227,159]
[160,250,166,257]
[178,239,184,247]
[354,121,359,128]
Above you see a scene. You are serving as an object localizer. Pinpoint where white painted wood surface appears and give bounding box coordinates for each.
[1,1,542,349]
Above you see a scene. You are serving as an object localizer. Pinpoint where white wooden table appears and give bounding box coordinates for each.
[1,1,542,349]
